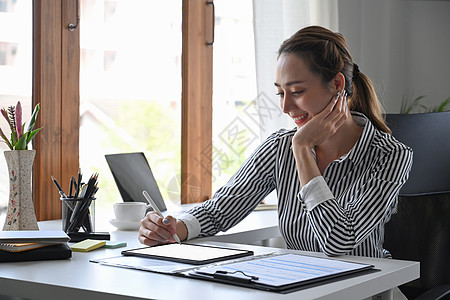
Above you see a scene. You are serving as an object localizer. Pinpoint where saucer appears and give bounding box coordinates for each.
[109,219,141,231]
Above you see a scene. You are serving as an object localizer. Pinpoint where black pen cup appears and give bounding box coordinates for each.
[61,197,96,234]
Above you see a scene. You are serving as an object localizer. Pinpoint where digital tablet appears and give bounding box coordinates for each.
[105,152,167,211]
[121,243,254,265]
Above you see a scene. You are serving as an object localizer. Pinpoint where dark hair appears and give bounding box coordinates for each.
[278,26,391,134]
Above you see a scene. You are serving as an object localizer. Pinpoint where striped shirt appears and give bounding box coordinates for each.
[179,112,413,258]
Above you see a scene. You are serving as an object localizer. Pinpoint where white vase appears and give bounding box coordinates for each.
[3,150,39,230]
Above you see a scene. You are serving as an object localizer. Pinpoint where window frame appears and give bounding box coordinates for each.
[181,0,213,203]
[32,0,213,219]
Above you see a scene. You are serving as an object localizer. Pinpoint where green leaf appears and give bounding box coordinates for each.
[26,103,40,133]
[10,132,15,147]
[0,127,13,149]
[437,97,450,112]
[400,95,426,114]
[418,104,428,112]
[26,128,41,144]
[14,132,29,150]
[426,97,450,113]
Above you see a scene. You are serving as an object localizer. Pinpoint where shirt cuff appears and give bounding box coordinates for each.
[177,213,201,240]
[299,176,334,211]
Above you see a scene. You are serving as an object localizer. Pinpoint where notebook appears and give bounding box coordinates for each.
[0,242,62,253]
[0,230,70,243]
[0,243,72,263]
[105,152,167,212]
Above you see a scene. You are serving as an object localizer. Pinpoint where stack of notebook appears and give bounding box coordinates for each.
[0,230,72,262]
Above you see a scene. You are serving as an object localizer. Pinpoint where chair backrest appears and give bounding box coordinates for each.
[383,111,450,299]
[385,112,450,196]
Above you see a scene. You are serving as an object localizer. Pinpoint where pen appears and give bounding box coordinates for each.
[142,190,181,244]
[51,175,67,198]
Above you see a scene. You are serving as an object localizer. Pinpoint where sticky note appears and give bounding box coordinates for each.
[70,239,106,252]
[103,241,127,249]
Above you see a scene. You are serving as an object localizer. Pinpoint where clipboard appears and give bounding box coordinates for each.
[185,253,376,293]
[121,243,254,265]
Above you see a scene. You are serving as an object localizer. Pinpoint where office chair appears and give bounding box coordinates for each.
[384,111,450,300]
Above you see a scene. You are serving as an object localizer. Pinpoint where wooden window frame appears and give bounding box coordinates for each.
[32,0,80,220]
[32,0,212,220]
[181,0,213,203]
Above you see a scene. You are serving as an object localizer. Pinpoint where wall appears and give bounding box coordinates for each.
[339,0,450,113]
[405,1,450,110]
[253,0,341,140]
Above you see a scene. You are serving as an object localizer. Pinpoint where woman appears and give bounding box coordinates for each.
[139,26,413,258]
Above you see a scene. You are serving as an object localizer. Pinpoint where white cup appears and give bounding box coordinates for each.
[113,202,150,222]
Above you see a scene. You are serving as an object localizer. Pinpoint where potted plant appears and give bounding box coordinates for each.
[400,94,450,114]
[1,101,41,230]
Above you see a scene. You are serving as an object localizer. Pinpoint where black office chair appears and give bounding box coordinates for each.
[384,111,450,300]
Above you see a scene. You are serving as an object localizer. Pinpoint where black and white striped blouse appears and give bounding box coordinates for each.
[180,112,413,258]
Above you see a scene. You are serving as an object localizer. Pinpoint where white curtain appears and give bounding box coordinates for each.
[252,0,339,140]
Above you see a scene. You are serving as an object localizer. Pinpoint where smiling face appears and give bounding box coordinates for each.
[275,53,337,128]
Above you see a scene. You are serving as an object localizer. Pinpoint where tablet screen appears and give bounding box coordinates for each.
[122,244,253,265]
[105,152,167,211]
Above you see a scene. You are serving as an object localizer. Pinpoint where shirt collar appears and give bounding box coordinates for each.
[342,111,375,166]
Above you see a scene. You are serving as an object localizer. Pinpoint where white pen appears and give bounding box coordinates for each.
[142,190,181,244]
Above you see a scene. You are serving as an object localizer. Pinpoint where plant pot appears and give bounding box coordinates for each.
[3,150,39,230]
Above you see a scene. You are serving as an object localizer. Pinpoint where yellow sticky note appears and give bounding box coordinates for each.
[70,239,106,252]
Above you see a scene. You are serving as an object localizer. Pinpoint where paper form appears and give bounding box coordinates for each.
[92,255,194,273]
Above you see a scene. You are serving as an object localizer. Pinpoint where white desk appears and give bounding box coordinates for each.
[46,205,283,245]
[0,211,419,300]
[190,207,283,245]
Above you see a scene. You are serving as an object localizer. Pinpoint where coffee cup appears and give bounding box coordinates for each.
[113,202,150,222]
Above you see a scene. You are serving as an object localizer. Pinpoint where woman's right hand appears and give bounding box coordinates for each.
[292,90,348,149]
[138,211,183,247]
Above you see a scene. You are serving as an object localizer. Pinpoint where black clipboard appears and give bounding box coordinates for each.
[184,253,376,293]
[121,243,254,265]
[187,265,378,294]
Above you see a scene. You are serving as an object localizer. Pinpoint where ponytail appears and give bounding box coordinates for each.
[350,71,391,134]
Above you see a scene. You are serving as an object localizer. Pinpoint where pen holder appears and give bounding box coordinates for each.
[61,197,95,234]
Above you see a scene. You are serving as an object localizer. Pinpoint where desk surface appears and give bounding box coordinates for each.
[0,212,419,300]
[95,203,282,245]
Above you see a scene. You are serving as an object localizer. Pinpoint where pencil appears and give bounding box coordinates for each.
[51,175,67,198]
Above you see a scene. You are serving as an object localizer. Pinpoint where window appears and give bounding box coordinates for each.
[0,42,18,65]
[0,0,17,13]
[1,1,256,222]
[103,0,117,23]
[0,0,32,226]
[6,0,217,221]
[79,0,182,222]
[211,0,260,191]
